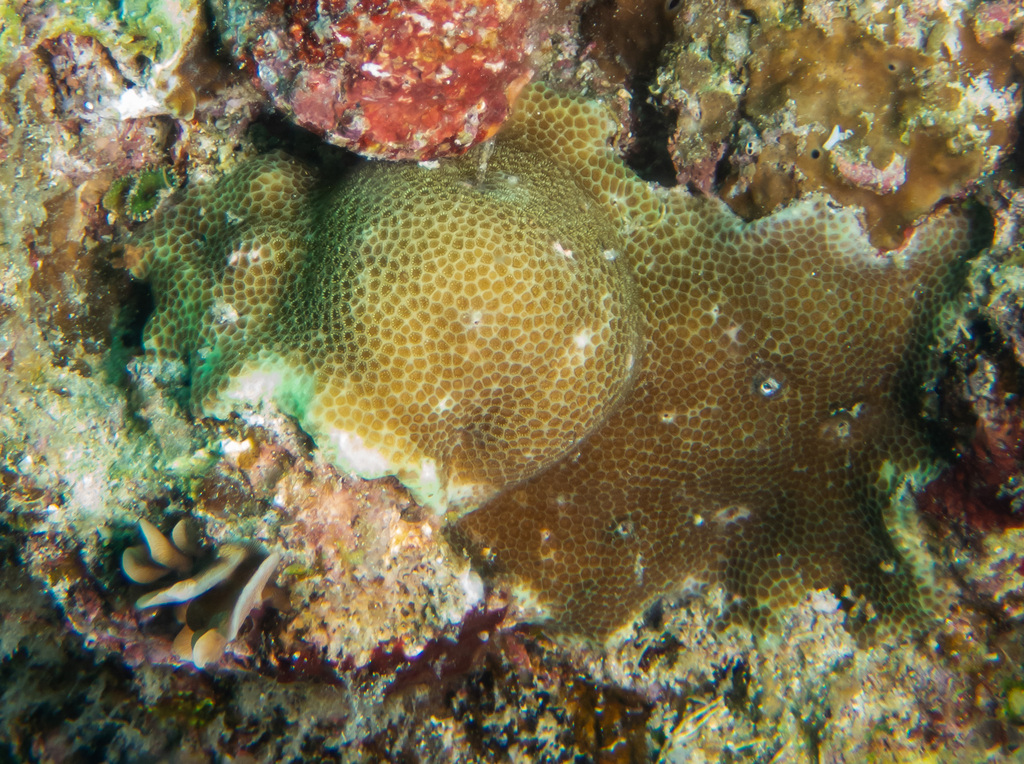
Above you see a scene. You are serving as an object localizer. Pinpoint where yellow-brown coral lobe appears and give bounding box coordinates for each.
[130,102,641,514]
[130,85,983,639]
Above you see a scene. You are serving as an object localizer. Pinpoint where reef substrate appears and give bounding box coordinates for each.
[2,0,1024,761]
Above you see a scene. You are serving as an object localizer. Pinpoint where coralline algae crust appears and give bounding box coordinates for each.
[130,84,983,639]
[210,0,545,160]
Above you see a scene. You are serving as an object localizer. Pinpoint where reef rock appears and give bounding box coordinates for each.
[210,0,545,160]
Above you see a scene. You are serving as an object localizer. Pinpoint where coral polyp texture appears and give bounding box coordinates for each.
[129,84,984,640]
[712,12,1019,249]
[128,137,641,514]
[211,0,543,160]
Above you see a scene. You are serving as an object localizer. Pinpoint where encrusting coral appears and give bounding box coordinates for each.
[714,12,1019,249]
[122,518,287,668]
[127,84,986,640]
[127,130,641,516]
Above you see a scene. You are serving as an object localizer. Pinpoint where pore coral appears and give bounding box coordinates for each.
[210,0,544,160]
[127,139,641,515]
[123,519,286,668]
[128,84,985,640]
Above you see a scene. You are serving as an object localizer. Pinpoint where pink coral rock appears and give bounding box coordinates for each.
[212,0,544,160]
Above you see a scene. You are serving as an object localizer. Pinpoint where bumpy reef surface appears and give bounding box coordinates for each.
[3,0,1024,761]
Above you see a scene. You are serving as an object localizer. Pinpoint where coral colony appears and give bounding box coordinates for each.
[130,84,976,641]
[3,0,1024,760]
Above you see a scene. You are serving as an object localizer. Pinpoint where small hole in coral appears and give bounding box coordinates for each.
[887,62,897,71]
[642,599,664,630]
[754,374,783,399]
[665,0,683,14]
[810,149,821,160]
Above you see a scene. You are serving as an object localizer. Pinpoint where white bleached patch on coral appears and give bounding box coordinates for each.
[675,575,710,600]
[329,429,393,477]
[321,424,453,514]
[568,326,600,367]
[458,569,485,609]
[223,366,285,404]
[445,480,496,519]
[809,589,841,613]
[552,241,574,259]
[209,299,240,325]
[418,458,440,495]
[210,355,316,426]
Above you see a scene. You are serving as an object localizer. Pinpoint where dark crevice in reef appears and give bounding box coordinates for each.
[623,69,680,187]
[578,0,681,187]
[247,112,361,179]
[202,0,236,68]
[929,312,1006,456]
[920,204,997,454]
[118,279,154,354]
[103,277,162,436]
[106,279,153,380]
